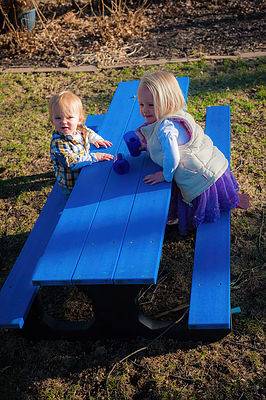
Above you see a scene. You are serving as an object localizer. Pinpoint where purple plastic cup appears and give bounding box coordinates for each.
[113,153,130,175]
[123,131,141,157]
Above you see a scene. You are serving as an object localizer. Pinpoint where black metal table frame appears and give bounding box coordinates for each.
[22,284,230,342]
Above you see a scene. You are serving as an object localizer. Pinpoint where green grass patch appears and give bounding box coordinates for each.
[0,57,265,400]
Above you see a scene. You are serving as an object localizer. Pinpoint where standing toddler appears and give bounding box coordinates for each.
[49,90,113,194]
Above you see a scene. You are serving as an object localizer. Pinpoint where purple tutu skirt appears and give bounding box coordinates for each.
[168,168,239,236]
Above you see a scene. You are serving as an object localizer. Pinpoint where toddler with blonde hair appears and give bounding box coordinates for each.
[136,70,249,235]
[49,90,113,194]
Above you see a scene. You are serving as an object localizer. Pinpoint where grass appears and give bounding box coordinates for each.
[0,58,265,400]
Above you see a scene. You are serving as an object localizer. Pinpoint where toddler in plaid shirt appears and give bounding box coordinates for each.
[49,90,113,194]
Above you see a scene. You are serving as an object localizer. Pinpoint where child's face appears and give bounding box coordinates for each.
[52,108,81,136]
[138,86,157,124]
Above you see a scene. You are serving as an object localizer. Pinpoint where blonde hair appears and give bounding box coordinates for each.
[138,70,186,120]
[48,90,85,125]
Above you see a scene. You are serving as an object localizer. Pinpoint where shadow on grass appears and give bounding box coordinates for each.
[0,232,29,286]
[0,172,55,199]
[187,58,266,94]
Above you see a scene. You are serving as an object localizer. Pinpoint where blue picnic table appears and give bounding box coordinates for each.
[30,77,189,336]
[0,76,232,339]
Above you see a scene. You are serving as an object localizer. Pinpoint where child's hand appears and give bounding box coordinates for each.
[94,139,113,148]
[94,152,114,161]
[139,144,147,151]
[143,171,165,185]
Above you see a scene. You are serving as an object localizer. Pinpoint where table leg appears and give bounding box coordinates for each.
[23,285,173,339]
[90,285,170,337]
[23,285,228,341]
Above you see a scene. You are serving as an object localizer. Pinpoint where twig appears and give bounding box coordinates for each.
[131,359,195,383]
[106,308,189,398]
[125,46,139,57]
[148,308,189,346]
[230,271,244,287]
[0,4,21,44]
[145,275,168,304]
[235,157,244,171]
[138,274,169,304]
[31,0,61,55]
[106,346,147,399]
[32,0,47,22]
[137,283,154,302]
[153,303,189,318]
[71,0,81,13]
[0,365,11,374]
[257,207,265,254]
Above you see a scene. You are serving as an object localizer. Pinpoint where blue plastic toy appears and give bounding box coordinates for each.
[123,131,142,157]
[113,153,130,175]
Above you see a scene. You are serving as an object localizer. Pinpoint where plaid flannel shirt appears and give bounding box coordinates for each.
[50,126,103,192]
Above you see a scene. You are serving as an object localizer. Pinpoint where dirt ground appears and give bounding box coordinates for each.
[0,2,265,399]
[0,0,265,68]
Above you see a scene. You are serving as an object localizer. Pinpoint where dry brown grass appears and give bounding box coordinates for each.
[0,0,264,69]
[0,0,150,67]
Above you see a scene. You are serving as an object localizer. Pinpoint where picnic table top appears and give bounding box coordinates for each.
[32,77,190,287]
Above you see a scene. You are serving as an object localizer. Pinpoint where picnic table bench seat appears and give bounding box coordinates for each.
[0,115,105,329]
[188,105,231,333]
[0,77,232,340]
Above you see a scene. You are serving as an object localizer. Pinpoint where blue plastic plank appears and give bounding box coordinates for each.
[72,77,190,284]
[72,154,146,284]
[85,114,105,134]
[32,80,140,286]
[188,105,231,330]
[0,183,67,328]
[113,155,171,284]
[72,89,143,284]
[177,76,190,102]
[76,78,187,283]
[58,82,143,284]
[113,77,189,284]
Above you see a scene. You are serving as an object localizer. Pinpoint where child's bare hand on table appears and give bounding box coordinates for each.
[143,171,165,185]
[94,139,113,148]
[94,153,114,161]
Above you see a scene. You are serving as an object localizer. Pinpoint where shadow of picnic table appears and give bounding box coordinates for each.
[0,172,55,199]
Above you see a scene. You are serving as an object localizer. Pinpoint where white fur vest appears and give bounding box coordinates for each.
[140,111,228,203]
